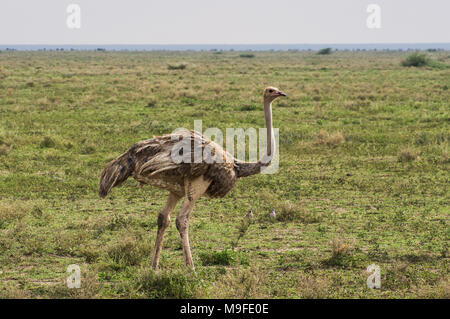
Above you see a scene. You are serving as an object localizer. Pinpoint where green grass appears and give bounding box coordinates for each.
[0,50,449,298]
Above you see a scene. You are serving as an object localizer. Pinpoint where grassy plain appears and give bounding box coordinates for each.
[0,50,448,298]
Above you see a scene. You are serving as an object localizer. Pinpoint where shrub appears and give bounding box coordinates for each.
[401,53,429,67]
[331,238,352,258]
[239,53,255,58]
[317,48,332,55]
[322,238,364,268]
[167,63,187,70]
[277,202,301,221]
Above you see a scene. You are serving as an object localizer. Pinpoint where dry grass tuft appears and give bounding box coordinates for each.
[277,201,301,222]
[331,238,353,258]
[106,235,152,267]
[47,266,101,299]
[0,145,8,156]
[0,281,31,298]
[0,201,32,223]
[40,136,56,148]
[440,151,449,164]
[66,269,101,299]
[398,148,418,162]
[132,268,207,298]
[277,201,321,223]
[316,130,345,146]
[383,261,413,290]
[209,266,267,298]
[296,273,331,298]
[413,277,450,299]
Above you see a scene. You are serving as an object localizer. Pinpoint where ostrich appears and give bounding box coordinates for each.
[98,86,286,270]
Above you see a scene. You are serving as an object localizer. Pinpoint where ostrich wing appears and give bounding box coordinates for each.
[133,130,216,179]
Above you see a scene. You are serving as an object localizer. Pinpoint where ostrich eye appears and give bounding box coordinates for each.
[269,89,273,93]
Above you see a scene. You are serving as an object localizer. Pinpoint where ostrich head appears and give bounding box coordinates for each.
[264,86,286,103]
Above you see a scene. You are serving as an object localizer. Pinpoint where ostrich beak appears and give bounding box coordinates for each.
[278,91,286,97]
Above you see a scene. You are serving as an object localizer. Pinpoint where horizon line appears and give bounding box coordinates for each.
[2,42,450,46]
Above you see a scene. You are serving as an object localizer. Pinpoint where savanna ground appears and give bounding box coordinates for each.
[0,50,448,298]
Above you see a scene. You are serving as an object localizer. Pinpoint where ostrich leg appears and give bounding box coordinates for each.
[176,176,211,269]
[151,192,180,270]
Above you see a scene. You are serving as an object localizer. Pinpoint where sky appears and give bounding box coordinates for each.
[0,0,449,44]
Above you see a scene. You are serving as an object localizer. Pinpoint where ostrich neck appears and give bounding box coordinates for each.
[264,99,275,161]
[234,98,275,178]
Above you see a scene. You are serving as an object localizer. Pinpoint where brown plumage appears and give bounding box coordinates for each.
[99,86,286,270]
[100,130,238,199]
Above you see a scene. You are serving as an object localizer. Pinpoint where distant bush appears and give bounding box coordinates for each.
[401,53,429,67]
[239,53,255,58]
[167,63,187,70]
[317,48,332,55]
